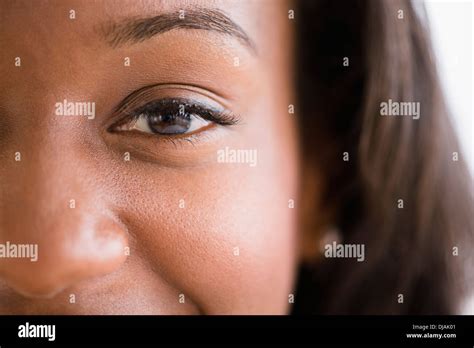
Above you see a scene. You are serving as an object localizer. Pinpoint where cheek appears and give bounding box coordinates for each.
[114,107,299,314]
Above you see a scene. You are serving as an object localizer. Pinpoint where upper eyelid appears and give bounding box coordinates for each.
[132,99,239,124]
[132,98,218,116]
[114,83,233,114]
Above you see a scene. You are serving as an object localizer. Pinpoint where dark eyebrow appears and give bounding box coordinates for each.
[99,8,256,54]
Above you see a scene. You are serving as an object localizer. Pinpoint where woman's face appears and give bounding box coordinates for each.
[0,0,299,314]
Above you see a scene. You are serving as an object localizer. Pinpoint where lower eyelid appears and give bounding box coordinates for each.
[108,122,229,156]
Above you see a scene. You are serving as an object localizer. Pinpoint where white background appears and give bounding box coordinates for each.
[426,0,473,315]
[425,0,473,176]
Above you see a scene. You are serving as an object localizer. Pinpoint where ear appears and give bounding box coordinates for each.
[297,162,334,264]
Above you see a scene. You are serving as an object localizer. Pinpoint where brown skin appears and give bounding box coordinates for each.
[0,0,300,314]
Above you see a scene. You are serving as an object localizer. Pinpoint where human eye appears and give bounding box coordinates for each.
[109,96,240,139]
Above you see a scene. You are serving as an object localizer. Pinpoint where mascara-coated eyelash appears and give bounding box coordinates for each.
[110,98,240,137]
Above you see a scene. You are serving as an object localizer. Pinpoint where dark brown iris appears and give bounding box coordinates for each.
[147,112,191,134]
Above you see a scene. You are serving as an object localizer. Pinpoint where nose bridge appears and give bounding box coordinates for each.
[0,139,128,298]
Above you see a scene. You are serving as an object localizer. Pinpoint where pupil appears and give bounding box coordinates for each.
[147,112,191,134]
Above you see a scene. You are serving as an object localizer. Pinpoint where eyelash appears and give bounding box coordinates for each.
[110,98,240,144]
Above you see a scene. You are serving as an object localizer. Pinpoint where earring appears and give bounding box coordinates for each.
[319,226,342,254]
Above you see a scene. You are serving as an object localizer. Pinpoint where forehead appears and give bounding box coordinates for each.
[0,0,273,49]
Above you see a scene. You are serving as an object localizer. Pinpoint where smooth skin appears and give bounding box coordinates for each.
[0,0,299,314]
